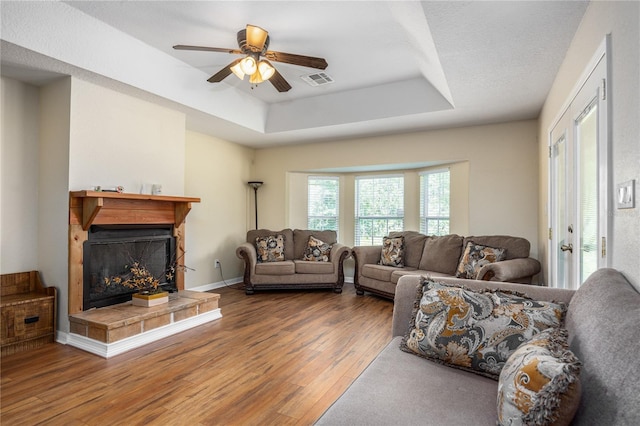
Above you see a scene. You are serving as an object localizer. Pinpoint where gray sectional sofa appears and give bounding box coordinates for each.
[236,228,350,295]
[316,268,640,425]
[353,231,541,299]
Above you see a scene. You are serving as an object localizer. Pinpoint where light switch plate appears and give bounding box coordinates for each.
[616,179,635,209]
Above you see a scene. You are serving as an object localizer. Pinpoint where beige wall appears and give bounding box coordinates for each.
[1,78,41,273]
[184,130,254,287]
[37,77,72,334]
[538,1,640,288]
[68,79,186,195]
[253,119,539,259]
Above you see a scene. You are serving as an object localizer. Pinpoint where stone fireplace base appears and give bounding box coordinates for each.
[67,290,220,358]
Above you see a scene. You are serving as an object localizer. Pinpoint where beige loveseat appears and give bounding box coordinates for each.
[236,229,350,295]
[353,231,541,299]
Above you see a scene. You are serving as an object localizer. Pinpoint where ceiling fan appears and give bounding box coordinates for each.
[173,24,328,92]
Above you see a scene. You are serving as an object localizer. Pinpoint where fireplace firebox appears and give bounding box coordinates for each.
[83,225,177,310]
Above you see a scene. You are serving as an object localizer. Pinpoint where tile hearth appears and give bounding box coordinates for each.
[68,290,221,358]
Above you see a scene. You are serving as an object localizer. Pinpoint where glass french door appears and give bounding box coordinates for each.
[549,50,609,289]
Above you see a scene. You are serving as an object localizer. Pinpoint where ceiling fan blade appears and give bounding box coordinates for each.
[207,58,242,83]
[173,45,242,55]
[264,51,328,70]
[245,24,269,52]
[268,68,292,92]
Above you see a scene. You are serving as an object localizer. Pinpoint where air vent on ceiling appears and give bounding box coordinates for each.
[300,72,334,87]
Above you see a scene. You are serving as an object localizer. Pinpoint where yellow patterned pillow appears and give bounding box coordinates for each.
[497,328,582,426]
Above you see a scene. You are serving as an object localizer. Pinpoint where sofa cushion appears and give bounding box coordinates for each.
[464,235,530,260]
[390,268,433,284]
[316,336,500,425]
[254,260,295,275]
[361,264,396,282]
[389,231,427,268]
[255,234,286,263]
[293,229,337,260]
[456,241,507,279]
[418,234,464,275]
[380,236,405,267]
[401,277,566,380]
[302,235,332,262]
[248,229,294,260]
[294,260,335,274]
[497,328,582,426]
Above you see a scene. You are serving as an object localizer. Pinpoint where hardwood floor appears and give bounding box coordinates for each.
[1,283,394,425]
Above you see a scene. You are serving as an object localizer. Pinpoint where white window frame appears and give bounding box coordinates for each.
[354,174,404,246]
[420,168,450,236]
[307,176,340,234]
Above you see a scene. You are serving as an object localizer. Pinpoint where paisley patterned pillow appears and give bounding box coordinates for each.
[456,241,507,279]
[255,234,285,263]
[497,328,582,426]
[302,236,333,262]
[400,278,566,379]
[379,236,405,267]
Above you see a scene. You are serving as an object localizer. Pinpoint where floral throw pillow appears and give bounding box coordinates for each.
[255,234,285,263]
[456,241,507,279]
[497,328,582,426]
[379,236,405,267]
[302,236,333,262]
[400,278,566,380]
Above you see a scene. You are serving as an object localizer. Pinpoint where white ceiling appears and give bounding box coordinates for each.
[1,1,588,148]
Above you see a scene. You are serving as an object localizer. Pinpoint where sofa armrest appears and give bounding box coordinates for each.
[352,245,382,268]
[476,257,541,284]
[392,275,422,337]
[330,243,351,268]
[236,242,258,272]
[352,245,382,289]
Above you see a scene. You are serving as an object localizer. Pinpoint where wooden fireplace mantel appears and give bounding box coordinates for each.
[68,191,201,315]
[69,191,200,231]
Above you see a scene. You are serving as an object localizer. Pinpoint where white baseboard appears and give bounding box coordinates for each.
[189,277,244,292]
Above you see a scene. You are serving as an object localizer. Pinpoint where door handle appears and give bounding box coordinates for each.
[560,243,573,253]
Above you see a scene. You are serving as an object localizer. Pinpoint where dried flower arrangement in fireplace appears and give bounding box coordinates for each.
[104,249,190,295]
[105,261,164,294]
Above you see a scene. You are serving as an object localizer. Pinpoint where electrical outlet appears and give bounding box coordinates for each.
[214,259,221,269]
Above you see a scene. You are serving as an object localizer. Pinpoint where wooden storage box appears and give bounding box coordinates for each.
[1,271,57,356]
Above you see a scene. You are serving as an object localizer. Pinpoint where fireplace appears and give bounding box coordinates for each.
[83,224,177,310]
[68,191,200,315]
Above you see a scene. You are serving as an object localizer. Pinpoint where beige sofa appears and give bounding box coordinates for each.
[236,229,350,295]
[353,231,541,299]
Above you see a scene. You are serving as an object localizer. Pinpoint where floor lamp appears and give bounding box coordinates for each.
[248,181,263,229]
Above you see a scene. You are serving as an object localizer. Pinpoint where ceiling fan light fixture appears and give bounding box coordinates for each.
[240,56,258,75]
[249,71,264,84]
[239,56,257,75]
[230,62,245,80]
[246,24,268,52]
[257,60,275,81]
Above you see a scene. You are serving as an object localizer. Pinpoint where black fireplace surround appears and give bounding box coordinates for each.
[83,224,177,310]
